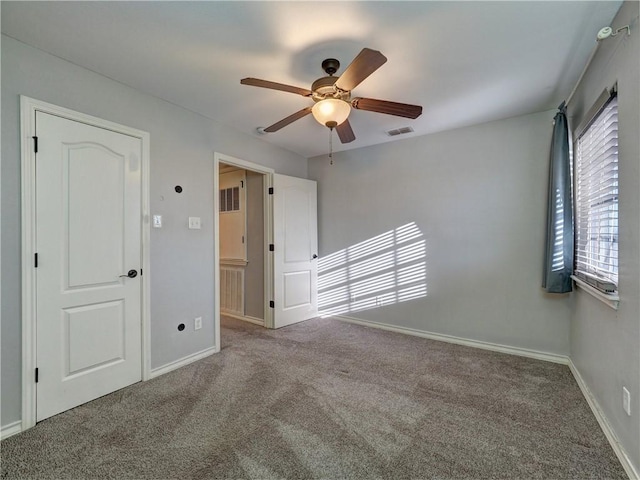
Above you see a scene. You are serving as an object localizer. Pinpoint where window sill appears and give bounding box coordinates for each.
[571,275,619,310]
[220,258,248,267]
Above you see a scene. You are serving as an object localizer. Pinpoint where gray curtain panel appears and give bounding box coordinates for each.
[543,103,573,293]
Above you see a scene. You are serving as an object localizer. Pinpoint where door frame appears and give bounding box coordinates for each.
[214,152,274,336]
[20,96,151,430]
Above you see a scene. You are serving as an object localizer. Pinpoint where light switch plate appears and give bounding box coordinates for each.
[623,386,631,416]
[188,217,201,229]
[153,215,162,228]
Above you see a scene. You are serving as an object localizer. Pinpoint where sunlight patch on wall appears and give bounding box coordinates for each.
[318,222,427,316]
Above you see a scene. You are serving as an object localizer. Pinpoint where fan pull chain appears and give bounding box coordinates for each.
[329,128,333,165]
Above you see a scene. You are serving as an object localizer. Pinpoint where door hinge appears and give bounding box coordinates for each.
[140,268,143,276]
[33,136,38,153]
[269,301,274,308]
[269,244,274,252]
[268,187,274,195]
[34,253,38,268]
[241,180,244,188]
[35,368,39,383]
[242,236,245,244]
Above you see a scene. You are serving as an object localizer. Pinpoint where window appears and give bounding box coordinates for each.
[219,186,240,212]
[574,94,618,289]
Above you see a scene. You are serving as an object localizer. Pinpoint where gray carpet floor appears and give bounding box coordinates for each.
[1,316,627,479]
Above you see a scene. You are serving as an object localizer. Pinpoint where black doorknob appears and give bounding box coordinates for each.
[312,254,318,259]
[119,269,138,279]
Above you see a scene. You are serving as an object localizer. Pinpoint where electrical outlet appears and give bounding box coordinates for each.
[623,387,631,416]
[153,215,162,228]
[194,317,202,330]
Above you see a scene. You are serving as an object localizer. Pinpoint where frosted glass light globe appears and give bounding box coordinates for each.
[312,99,351,127]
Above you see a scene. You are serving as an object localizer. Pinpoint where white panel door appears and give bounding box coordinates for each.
[273,174,318,328]
[36,112,142,421]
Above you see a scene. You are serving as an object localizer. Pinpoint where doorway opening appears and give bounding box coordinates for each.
[214,153,319,344]
[214,153,274,344]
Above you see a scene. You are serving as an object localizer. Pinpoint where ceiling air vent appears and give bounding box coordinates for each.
[386,126,414,137]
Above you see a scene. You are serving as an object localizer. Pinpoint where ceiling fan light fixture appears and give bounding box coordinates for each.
[312,99,351,128]
[241,48,421,143]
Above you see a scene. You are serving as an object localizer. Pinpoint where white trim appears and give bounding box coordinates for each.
[214,153,275,175]
[149,347,217,379]
[141,128,152,381]
[19,96,152,430]
[214,153,274,337]
[263,172,274,329]
[571,275,620,310]
[220,258,249,267]
[213,155,221,352]
[569,360,639,480]
[333,315,569,365]
[222,313,265,326]
[20,97,37,430]
[0,421,23,441]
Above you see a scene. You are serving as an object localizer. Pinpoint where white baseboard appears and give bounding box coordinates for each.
[1,421,22,441]
[569,360,639,480]
[150,346,217,379]
[222,313,265,326]
[334,315,569,364]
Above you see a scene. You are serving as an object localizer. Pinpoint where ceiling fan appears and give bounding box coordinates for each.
[240,48,422,144]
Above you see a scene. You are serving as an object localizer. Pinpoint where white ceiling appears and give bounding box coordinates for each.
[2,1,622,158]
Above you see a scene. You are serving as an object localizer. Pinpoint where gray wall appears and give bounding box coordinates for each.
[308,110,572,355]
[568,1,640,472]
[245,171,265,320]
[1,35,307,427]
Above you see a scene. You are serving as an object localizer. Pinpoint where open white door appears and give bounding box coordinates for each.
[273,174,318,328]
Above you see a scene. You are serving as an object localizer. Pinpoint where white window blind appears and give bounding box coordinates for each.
[575,95,618,286]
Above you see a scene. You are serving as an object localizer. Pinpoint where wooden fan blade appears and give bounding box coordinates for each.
[263,107,313,132]
[334,48,387,92]
[351,97,422,119]
[336,119,356,144]
[241,78,313,97]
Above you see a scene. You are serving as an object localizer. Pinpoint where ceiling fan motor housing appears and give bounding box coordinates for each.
[311,76,350,103]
